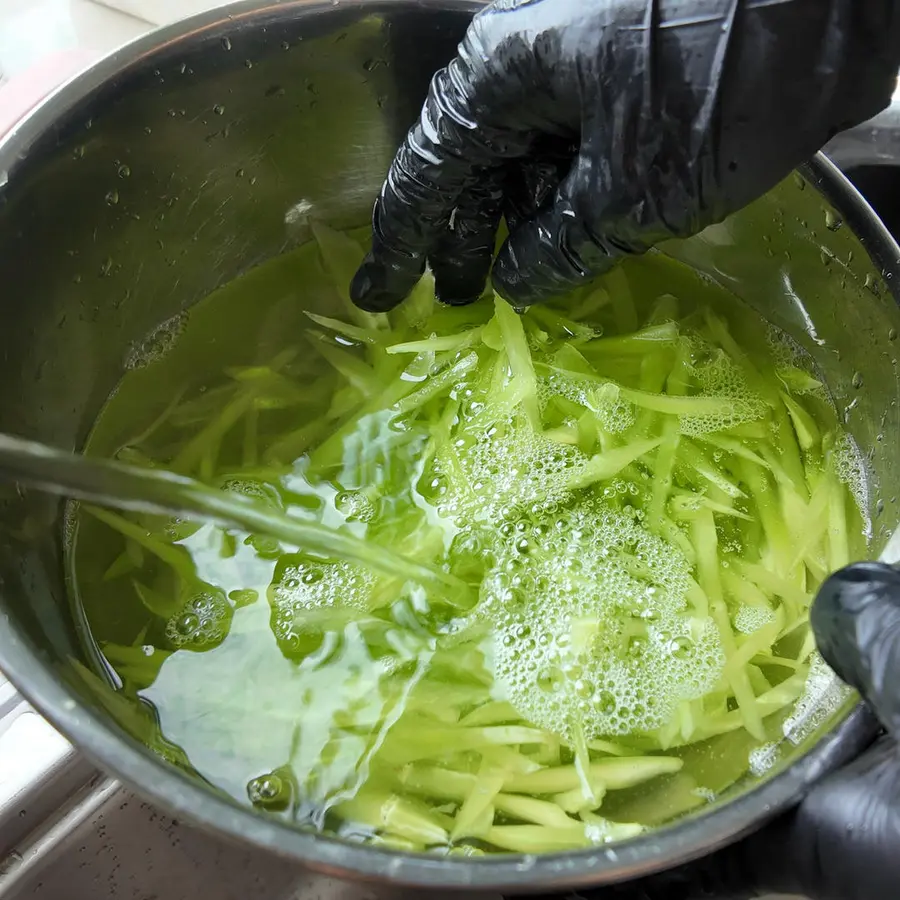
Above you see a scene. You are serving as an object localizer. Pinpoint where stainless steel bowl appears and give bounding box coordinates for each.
[0,1,897,891]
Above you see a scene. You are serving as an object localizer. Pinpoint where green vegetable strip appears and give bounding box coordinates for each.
[787,474,833,571]
[780,391,821,452]
[692,508,765,741]
[570,717,600,807]
[606,266,639,334]
[132,579,183,620]
[646,293,680,325]
[697,433,770,469]
[773,403,809,499]
[777,366,825,394]
[393,352,479,416]
[828,478,851,571]
[555,783,607,814]
[568,437,663,489]
[587,739,641,757]
[452,762,506,840]
[85,507,196,582]
[721,569,772,610]
[171,389,256,475]
[702,307,776,405]
[398,765,475,802]
[617,386,750,418]
[386,327,483,355]
[459,701,522,727]
[379,725,552,765]
[308,338,380,397]
[687,674,808,744]
[738,460,795,580]
[334,789,448,845]
[726,607,786,672]
[582,322,678,356]
[679,440,745,498]
[486,824,595,853]
[493,793,579,828]
[649,343,690,529]
[502,756,683,795]
[310,221,384,331]
[738,561,811,610]
[494,298,540,428]
[304,311,379,345]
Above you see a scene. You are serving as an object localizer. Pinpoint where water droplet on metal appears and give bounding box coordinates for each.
[178,62,187,75]
[247,773,290,810]
[281,40,290,50]
[105,190,119,206]
[73,145,85,160]
[244,59,253,68]
[236,167,245,178]
[84,118,92,130]
[851,371,864,389]
[213,104,225,116]
[793,172,806,190]
[865,273,880,294]
[876,498,885,517]
[889,327,898,341]
[221,36,232,51]
[824,209,842,231]
[117,164,131,178]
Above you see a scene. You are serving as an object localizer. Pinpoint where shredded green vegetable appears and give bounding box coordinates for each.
[69,228,870,857]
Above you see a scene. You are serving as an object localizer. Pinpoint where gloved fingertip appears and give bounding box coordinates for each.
[435,289,480,307]
[432,259,490,307]
[350,259,402,313]
[812,561,900,693]
[491,241,542,308]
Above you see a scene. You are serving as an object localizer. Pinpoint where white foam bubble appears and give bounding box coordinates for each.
[481,501,725,741]
[748,742,780,777]
[783,652,853,746]
[271,560,374,646]
[679,337,767,436]
[165,591,231,649]
[734,604,775,635]
[433,407,588,524]
[834,431,871,530]
[125,312,187,370]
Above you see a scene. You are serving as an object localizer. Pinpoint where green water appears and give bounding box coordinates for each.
[68,226,869,854]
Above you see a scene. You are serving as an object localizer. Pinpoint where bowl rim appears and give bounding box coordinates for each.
[0,0,892,890]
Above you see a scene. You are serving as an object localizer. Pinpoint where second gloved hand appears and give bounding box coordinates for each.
[351,0,900,312]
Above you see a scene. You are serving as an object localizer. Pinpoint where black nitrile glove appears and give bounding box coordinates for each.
[531,562,900,900]
[351,0,900,312]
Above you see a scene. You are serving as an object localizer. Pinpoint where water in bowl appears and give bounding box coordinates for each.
[66,224,869,854]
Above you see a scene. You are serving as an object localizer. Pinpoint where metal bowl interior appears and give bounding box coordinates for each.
[0,0,896,891]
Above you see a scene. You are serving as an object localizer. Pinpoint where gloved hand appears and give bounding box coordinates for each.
[351,0,900,312]
[535,562,900,900]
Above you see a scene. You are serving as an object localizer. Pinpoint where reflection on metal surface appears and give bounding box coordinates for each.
[1,784,502,900]
[0,675,98,876]
[825,78,900,168]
